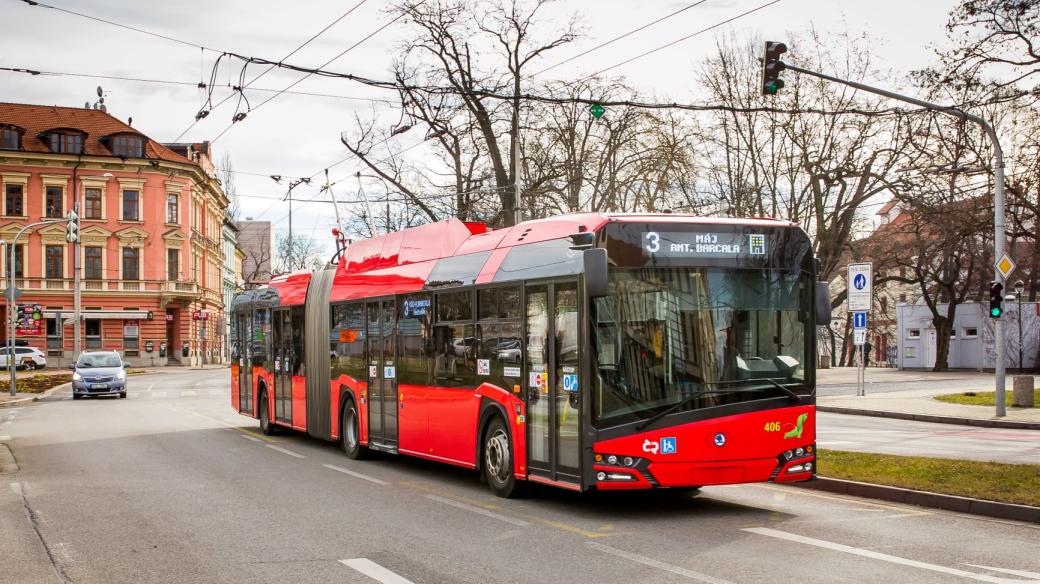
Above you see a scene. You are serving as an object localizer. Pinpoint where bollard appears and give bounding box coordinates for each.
[1012,376,1035,408]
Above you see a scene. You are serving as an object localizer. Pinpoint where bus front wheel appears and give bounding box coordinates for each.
[259,391,275,436]
[483,417,521,498]
[341,399,368,460]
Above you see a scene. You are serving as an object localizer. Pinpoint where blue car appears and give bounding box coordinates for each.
[71,351,129,399]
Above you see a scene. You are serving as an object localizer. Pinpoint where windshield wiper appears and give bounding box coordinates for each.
[635,388,738,432]
[705,378,803,403]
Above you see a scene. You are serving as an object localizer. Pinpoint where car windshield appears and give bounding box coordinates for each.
[77,354,121,368]
[591,267,812,426]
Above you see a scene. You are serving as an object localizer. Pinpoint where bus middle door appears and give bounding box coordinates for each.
[367,300,398,451]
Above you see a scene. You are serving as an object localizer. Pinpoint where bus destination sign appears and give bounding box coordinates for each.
[643,231,767,258]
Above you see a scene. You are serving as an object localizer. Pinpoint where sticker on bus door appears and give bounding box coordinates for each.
[477,359,490,376]
[369,365,378,378]
[383,366,396,379]
[562,374,579,393]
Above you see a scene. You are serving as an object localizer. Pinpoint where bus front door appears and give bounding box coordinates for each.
[367,300,398,451]
[273,309,292,424]
[525,281,581,485]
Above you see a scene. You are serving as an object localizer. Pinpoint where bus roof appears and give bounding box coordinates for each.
[253,213,800,306]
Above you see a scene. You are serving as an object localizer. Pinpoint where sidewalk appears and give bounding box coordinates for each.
[818,386,1040,429]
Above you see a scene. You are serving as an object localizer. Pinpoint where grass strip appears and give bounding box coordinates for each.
[934,388,1039,407]
[819,449,1040,507]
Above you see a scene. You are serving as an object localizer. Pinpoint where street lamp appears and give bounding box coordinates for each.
[1014,280,1025,372]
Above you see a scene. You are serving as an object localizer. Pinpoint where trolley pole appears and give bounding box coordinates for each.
[782,62,1008,417]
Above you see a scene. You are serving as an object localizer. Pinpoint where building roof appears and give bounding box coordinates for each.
[0,101,192,165]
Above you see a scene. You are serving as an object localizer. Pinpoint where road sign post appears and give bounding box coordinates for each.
[848,263,872,397]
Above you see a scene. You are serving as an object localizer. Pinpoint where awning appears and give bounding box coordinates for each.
[42,310,152,320]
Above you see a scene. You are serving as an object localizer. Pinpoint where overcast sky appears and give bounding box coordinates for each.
[2,0,959,255]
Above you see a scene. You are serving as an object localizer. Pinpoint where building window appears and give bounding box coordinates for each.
[906,328,921,339]
[2,245,24,278]
[111,135,143,158]
[1,127,21,150]
[122,190,139,221]
[963,327,978,339]
[45,186,63,218]
[85,247,103,279]
[45,245,63,279]
[122,247,140,280]
[48,132,83,154]
[84,187,103,219]
[85,319,101,349]
[167,249,179,280]
[4,184,23,215]
[46,318,62,356]
[166,193,179,223]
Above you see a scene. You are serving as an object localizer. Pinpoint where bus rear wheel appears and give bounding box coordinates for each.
[341,399,367,460]
[483,417,521,498]
[259,391,275,436]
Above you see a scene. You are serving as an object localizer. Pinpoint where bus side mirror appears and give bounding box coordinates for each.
[815,282,831,325]
[584,248,609,298]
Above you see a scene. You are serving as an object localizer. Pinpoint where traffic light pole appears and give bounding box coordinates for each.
[7,218,66,396]
[782,62,1008,417]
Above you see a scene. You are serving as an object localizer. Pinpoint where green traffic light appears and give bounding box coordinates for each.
[991,307,1002,317]
[764,80,783,95]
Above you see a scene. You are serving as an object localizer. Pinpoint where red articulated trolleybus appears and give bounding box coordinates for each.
[230,213,830,497]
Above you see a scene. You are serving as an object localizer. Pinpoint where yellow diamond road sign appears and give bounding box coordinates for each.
[995,254,1017,279]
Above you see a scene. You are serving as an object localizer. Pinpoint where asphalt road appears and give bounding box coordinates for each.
[2,368,1038,584]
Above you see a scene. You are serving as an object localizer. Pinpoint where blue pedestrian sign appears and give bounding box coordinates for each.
[847,263,872,312]
[853,273,867,290]
[853,312,867,329]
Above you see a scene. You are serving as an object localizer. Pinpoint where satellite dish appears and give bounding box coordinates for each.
[85,102,91,109]
[100,104,107,113]
[96,86,103,97]
[99,96,105,104]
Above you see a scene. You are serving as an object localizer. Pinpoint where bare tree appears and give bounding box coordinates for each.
[940,0,1040,91]
[273,233,325,274]
[219,152,241,221]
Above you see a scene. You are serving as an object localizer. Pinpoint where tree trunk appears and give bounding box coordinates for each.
[932,316,952,372]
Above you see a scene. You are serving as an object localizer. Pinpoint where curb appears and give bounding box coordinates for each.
[817,405,1040,430]
[794,477,1040,524]
[0,382,71,409]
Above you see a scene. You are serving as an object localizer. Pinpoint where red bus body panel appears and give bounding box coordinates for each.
[594,405,815,489]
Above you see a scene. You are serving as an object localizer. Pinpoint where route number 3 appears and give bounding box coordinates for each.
[763,422,782,432]
[645,231,660,253]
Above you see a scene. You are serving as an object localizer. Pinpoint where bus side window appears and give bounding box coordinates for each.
[433,324,475,388]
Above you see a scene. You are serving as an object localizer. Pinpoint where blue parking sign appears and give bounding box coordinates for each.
[660,437,676,454]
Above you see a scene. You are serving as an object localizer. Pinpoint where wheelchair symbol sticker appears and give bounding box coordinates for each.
[660,437,677,454]
[562,373,579,393]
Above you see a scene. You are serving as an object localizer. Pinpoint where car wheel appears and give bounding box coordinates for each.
[73,393,82,400]
[23,361,35,371]
[259,392,275,435]
[119,391,127,399]
[483,416,521,498]
[341,399,367,460]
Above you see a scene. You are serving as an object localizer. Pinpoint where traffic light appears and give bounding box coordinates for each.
[65,210,79,243]
[762,41,787,96]
[988,281,1004,318]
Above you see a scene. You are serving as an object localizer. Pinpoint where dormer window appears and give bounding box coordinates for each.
[111,134,144,158]
[46,131,84,154]
[1,125,23,150]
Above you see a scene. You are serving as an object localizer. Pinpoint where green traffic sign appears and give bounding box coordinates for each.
[590,103,605,119]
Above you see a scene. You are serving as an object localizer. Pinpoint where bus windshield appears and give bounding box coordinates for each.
[591,267,811,426]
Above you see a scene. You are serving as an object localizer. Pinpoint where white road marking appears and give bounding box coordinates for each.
[586,542,735,583]
[265,445,305,458]
[239,434,263,443]
[339,558,415,584]
[180,390,196,397]
[151,391,167,399]
[964,565,1040,580]
[0,436,10,441]
[5,408,21,412]
[424,493,529,527]
[743,527,1031,583]
[323,464,388,485]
